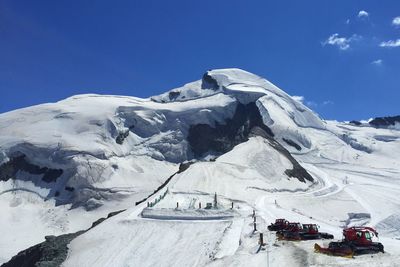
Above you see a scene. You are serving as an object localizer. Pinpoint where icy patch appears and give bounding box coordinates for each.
[343,212,371,227]
[376,214,400,238]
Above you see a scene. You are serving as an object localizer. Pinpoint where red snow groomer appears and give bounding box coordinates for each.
[267,219,289,231]
[314,226,384,257]
[276,223,334,241]
[276,222,302,240]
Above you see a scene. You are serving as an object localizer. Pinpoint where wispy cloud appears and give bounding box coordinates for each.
[371,59,383,65]
[358,10,369,19]
[292,95,333,108]
[306,101,318,108]
[306,100,333,108]
[322,100,334,105]
[322,33,360,50]
[380,39,400,48]
[392,17,400,27]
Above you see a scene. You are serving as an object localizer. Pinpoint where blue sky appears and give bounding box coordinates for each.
[0,1,399,121]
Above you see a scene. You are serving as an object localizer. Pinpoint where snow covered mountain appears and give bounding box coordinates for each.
[1,68,400,266]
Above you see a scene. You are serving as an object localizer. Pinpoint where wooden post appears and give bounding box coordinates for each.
[259,233,264,245]
[176,202,179,208]
[231,202,233,209]
[253,209,255,218]
[254,222,257,232]
[254,216,256,223]
[199,202,201,209]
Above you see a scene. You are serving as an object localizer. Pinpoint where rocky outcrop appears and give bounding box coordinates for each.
[187,102,313,183]
[116,130,130,144]
[187,102,274,157]
[349,120,362,126]
[201,71,220,90]
[282,138,302,151]
[0,154,63,183]
[369,115,400,127]
[168,91,181,101]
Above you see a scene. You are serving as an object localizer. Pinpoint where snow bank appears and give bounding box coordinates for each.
[141,208,237,220]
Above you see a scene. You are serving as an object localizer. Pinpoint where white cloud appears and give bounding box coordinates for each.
[371,59,383,65]
[322,100,334,105]
[292,95,333,108]
[346,19,350,25]
[392,17,400,27]
[380,39,400,47]
[292,96,304,103]
[358,10,369,18]
[322,33,360,50]
[306,101,318,108]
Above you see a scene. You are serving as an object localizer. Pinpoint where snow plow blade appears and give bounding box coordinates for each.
[276,232,301,241]
[314,243,353,258]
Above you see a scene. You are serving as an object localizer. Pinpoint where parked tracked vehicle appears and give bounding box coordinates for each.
[267,219,289,231]
[277,223,334,241]
[314,227,384,257]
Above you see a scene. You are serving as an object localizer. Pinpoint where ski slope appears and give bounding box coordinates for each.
[64,129,400,267]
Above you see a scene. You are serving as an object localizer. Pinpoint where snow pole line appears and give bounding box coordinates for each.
[147,188,169,208]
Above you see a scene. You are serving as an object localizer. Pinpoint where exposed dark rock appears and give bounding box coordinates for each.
[201,71,219,90]
[0,154,63,183]
[349,120,362,126]
[187,102,274,158]
[116,130,129,145]
[42,170,63,183]
[178,161,193,173]
[282,138,302,151]
[168,91,180,101]
[65,186,75,192]
[91,209,125,228]
[369,115,400,127]
[111,164,119,170]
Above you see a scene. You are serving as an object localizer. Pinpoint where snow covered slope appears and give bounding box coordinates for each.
[1,68,400,266]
